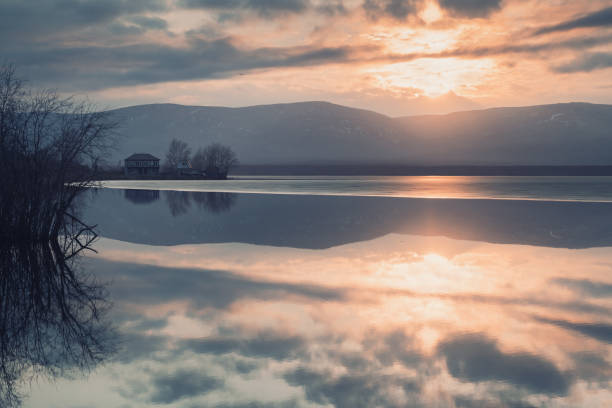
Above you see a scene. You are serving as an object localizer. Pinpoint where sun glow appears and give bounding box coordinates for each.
[419,1,444,24]
[370,58,495,97]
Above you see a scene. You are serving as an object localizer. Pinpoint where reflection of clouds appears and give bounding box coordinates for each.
[148,369,223,404]
[284,367,419,408]
[116,367,224,405]
[570,352,612,384]
[534,317,612,344]
[181,332,307,361]
[114,332,169,364]
[93,236,612,319]
[452,395,537,408]
[438,333,570,396]
[551,278,612,298]
[27,234,612,407]
[92,257,345,311]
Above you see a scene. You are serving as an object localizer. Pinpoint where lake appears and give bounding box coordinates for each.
[24,176,612,407]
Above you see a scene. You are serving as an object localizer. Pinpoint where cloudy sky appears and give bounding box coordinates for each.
[2,0,612,115]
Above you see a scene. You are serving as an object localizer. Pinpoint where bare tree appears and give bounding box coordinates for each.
[193,143,238,179]
[163,138,191,172]
[191,146,207,172]
[0,65,117,406]
[0,64,117,241]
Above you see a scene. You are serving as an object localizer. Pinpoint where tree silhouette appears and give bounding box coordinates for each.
[163,138,191,173]
[193,143,238,179]
[0,65,116,407]
[0,64,116,241]
[0,208,115,407]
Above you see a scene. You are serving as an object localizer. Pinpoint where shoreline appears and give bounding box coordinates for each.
[229,165,612,176]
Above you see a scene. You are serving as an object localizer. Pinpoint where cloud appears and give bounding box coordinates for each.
[438,333,571,395]
[551,277,612,298]
[94,258,345,311]
[372,329,422,367]
[6,37,365,90]
[453,396,537,408]
[210,402,301,408]
[106,16,169,37]
[180,331,307,360]
[315,0,347,16]
[534,6,612,35]
[362,0,503,20]
[438,0,503,18]
[213,355,262,375]
[114,332,169,364]
[535,317,612,343]
[363,0,421,20]
[382,34,612,63]
[148,368,223,404]
[284,367,418,408]
[127,15,168,31]
[179,0,311,17]
[570,352,612,383]
[0,0,166,44]
[553,52,612,73]
[10,30,611,92]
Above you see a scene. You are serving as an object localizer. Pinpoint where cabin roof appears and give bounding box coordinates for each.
[125,153,160,161]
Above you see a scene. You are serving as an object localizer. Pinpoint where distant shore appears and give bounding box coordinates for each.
[96,165,612,180]
[94,172,228,181]
[230,165,612,176]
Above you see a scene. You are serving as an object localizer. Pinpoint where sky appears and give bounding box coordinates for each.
[2,0,612,116]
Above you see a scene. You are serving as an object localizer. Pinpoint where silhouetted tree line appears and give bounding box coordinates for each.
[163,138,238,179]
[0,65,116,406]
[0,64,116,241]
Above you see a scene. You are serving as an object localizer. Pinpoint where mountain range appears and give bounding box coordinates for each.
[107,101,612,166]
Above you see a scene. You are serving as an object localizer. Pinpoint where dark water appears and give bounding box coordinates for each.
[24,187,612,407]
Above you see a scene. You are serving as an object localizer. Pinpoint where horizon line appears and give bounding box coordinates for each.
[102,99,612,119]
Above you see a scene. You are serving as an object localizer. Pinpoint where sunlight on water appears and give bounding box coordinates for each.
[26,234,612,407]
[22,188,612,408]
[102,175,612,202]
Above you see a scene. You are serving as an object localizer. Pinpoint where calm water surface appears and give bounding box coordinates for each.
[24,178,612,408]
[103,175,612,202]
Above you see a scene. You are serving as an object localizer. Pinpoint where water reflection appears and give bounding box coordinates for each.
[0,220,115,407]
[124,189,160,205]
[22,189,612,407]
[164,190,238,216]
[87,189,612,248]
[26,234,610,407]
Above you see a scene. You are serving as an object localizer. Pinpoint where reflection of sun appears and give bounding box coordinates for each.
[369,58,495,97]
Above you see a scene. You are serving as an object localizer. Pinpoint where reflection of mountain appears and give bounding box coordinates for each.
[85,189,612,249]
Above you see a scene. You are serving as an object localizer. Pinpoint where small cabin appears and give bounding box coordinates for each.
[124,153,160,176]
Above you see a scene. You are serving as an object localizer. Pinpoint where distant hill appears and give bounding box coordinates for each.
[397,103,612,165]
[107,101,612,166]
